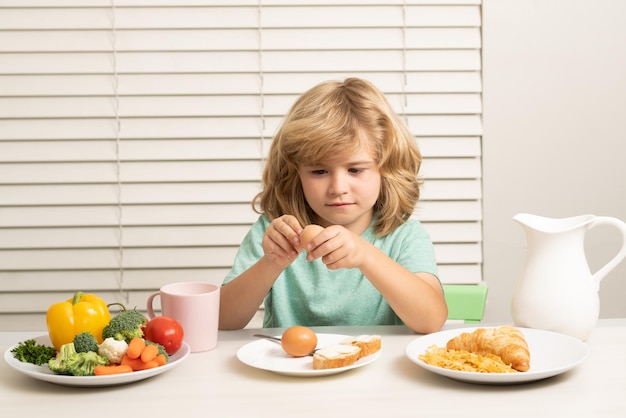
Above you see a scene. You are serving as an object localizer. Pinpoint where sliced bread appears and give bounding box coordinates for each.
[340,335,382,359]
[312,344,361,370]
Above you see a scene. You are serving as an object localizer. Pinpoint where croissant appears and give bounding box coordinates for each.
[446,326,531,372]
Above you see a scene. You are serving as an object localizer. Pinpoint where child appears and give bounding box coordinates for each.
[219,77,448,333]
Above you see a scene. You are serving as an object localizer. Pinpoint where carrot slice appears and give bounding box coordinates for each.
[126,337,145,359]
[154,354,167,366]
[140,343,159,363]
[94,364,133,376]
[121,354,159,371]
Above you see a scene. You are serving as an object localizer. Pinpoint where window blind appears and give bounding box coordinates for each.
[0,0,483,330]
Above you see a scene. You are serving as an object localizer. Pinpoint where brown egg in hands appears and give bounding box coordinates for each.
[281,326,318,357]
[300,224,324,249]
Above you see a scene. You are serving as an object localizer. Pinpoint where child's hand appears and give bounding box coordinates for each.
[304,225,368,270]
[262,215,303,268]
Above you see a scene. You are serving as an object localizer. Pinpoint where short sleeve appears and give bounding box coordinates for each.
[222,215,269,285]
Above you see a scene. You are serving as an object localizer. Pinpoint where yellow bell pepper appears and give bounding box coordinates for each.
[46,291,112,350]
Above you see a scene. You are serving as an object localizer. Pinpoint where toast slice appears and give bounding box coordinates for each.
[340,335,382,359]
[312,344,361,370]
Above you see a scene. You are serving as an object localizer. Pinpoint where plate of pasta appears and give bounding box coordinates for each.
[405,326,590,384]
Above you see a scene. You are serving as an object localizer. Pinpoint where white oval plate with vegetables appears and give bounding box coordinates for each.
[4,334,190,387]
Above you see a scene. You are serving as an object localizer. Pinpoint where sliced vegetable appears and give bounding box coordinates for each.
[154,354,167,367]
[140,343,159,363]
[126,337,146,360]
[94,364,133,376]
[121,355,159,371]
[146,340,169,363]
[117,338,167,371]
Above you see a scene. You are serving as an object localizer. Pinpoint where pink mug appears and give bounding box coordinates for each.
[146,282,220,352]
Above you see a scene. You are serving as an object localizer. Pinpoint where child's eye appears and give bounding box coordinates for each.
[311,169,326,175]
[348,168,363,174]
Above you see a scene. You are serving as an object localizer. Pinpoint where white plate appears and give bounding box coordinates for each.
[237,333,381,377]
[405,327,589,385]
[4,335,191,387]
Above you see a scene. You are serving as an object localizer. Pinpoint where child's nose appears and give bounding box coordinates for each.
[329,173,349,194]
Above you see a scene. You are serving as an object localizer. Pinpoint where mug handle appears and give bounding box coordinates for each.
[590,216,626,287]
[146,291,161,319]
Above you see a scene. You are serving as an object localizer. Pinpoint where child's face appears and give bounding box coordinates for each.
[298,146,381,234]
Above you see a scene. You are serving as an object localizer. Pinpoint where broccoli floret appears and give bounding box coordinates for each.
[11,339,57,365]
[48,342,78,375]
[48,342,109,376]
[145,340,169,363]
[73,331,99,353]
[102,306,147,344]
[65,351,109,376]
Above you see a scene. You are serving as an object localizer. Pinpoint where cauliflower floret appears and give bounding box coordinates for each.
[98,337,128,364]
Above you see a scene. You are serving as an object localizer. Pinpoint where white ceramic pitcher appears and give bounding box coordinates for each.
[511,213,626,340]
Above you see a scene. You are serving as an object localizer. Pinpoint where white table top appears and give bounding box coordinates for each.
[1,320,625,417]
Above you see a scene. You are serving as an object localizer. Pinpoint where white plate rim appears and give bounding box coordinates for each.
[237,333,381,377]
[405,327,590,384]
[4,334,191,387]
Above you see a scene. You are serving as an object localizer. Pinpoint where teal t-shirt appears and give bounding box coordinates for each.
[223,215,438,328]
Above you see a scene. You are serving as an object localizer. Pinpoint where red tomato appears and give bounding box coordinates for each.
[143,316,184,355]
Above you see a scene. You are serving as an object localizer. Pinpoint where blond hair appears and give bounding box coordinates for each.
[254,77,422,236]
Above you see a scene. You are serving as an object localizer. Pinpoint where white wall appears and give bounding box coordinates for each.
[482,0,626,323]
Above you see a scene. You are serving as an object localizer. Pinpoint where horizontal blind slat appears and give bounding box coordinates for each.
[0,161,265,183]
[0,28,480,52]
[0,200,481,228]
[0,50,481,74]
[0,247,241,270]
[0,243,478,271]
[0,204,258,227]
[0,93,482,118]
[0,183,262,205]
[0,5,480,30]
[0,1,481,8]
[0,140,268,162]
[0,138,482,162]
[0,72,481,96]
[0,226,252,249]
[1,115,482,140]
[0,269,231,293]
[0,221,481,249]
[0,162,478,184]
[413,201,482,221]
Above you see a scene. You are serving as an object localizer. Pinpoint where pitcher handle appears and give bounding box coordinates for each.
[589,216,626,288]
